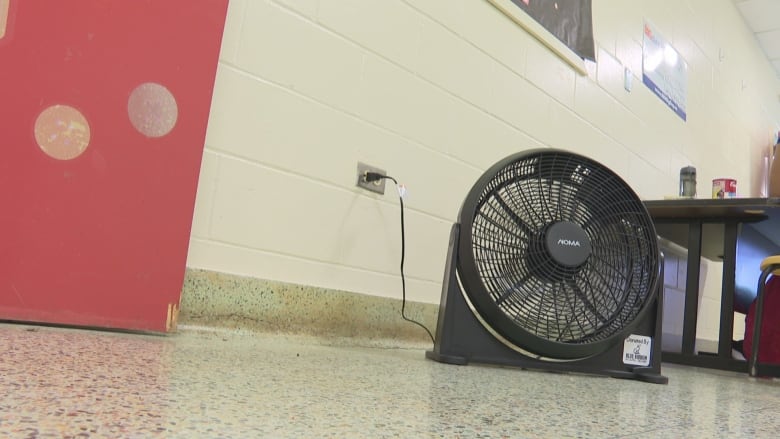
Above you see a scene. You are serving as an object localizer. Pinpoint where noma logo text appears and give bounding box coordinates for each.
[557,239,581,247]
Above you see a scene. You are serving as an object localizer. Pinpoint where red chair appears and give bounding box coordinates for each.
[746,256,780,377]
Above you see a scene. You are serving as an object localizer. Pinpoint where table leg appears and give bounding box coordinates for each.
[682,221,703,355]
[718,221,738,358]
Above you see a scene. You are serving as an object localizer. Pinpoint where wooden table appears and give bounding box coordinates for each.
[644,198,780,372]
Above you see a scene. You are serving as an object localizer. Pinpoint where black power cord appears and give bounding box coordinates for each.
[364,172,435,345]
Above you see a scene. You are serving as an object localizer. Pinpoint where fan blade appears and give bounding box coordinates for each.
[475,210,531,243]
[494,272,532,306]
[492,193,534,236]
[566,279,608,326]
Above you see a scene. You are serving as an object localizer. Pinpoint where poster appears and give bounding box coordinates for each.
[509,0,595,61]
[642,21,688,121]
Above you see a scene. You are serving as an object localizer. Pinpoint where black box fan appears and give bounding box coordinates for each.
[426,149,668,384]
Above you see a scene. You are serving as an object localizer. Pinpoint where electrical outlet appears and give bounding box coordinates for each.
[356,162,387,195]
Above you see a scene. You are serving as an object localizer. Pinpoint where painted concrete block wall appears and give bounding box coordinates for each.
[187,0,780,341]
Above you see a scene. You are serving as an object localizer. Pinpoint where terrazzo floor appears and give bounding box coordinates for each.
[2,323,780,438]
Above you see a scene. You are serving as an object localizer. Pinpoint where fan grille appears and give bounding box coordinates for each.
[463,151,659,350]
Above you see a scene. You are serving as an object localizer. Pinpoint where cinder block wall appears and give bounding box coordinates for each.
[187,0,780,342]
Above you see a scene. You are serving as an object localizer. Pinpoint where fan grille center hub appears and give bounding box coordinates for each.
[544,221,592,267]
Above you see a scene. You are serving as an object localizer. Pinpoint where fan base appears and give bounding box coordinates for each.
[425,345,669,384]
[424,350,467,365]
[629,367,670,384]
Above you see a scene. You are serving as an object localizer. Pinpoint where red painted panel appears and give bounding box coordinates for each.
[0,0,228,332]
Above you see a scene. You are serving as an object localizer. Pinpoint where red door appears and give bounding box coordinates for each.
[0,0,228,332]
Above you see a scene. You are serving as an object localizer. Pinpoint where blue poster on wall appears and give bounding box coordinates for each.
[642,21,688,121]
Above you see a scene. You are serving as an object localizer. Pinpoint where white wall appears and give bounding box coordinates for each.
[187,0,780,336]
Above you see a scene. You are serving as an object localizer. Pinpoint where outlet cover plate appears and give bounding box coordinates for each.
[356,162,386,194]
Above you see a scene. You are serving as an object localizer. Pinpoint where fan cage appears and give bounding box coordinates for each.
[457,149,660,359]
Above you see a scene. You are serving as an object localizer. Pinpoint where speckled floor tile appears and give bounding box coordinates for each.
[2,323,780,438]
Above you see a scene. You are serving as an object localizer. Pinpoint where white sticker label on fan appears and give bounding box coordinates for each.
[622,335,652,367]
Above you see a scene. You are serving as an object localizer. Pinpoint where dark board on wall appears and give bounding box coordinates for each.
[509,0,595,61]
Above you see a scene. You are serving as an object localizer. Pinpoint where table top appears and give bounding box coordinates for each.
[643,197,780,222]
[643,197,780,261]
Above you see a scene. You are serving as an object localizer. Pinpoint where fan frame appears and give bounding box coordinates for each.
[426,223,668,384]
[456,148,662,360]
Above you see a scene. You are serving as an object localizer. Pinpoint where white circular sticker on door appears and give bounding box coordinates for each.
[128,82,178,138]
